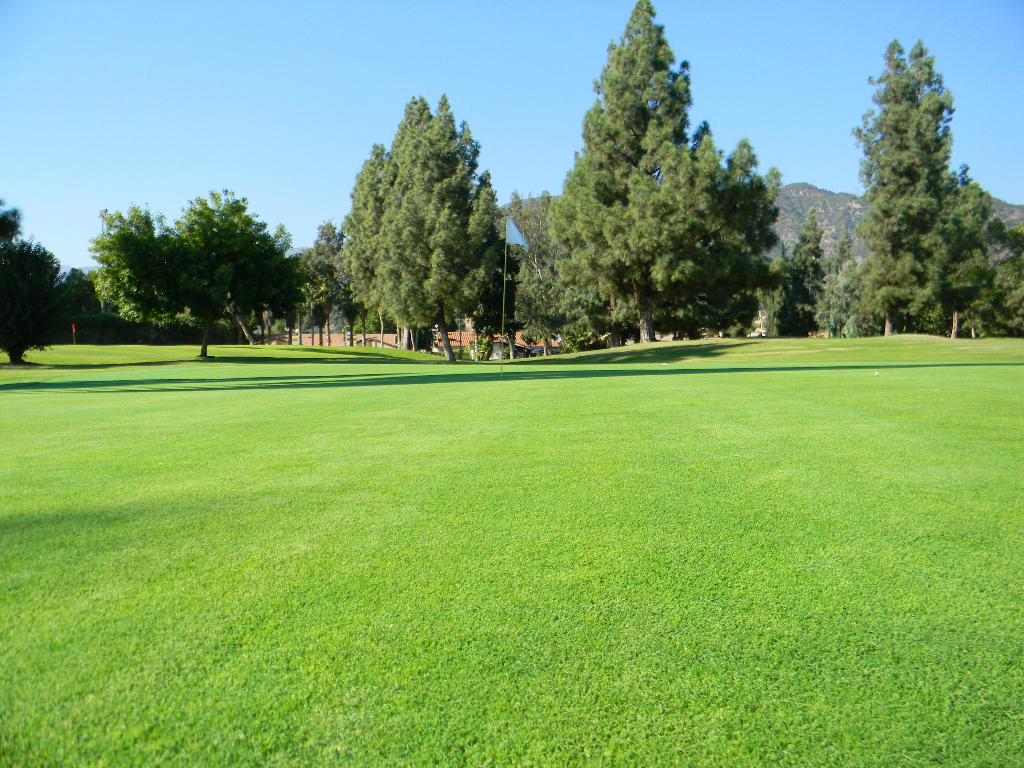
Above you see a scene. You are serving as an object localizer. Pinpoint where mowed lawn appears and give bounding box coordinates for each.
[1,337,1022,767]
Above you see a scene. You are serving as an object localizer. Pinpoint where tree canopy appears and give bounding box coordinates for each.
[0,199,22,242]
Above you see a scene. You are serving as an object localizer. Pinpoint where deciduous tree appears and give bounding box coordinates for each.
[507,193,566,354]
[93,191,301,357]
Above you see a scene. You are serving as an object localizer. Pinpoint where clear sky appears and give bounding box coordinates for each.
[4,0,1023,270]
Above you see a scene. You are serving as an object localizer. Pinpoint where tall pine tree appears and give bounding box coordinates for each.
[552,1,778,344]
[855,40,954,335]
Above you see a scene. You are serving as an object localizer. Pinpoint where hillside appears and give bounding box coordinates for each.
[775,182,1024,261]
[512,185,1024,263]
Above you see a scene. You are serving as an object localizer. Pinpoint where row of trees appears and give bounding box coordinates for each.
[6,1,1024,365]
[761,37,1024,340]
[768,205,1024,340]
[337,2,780,354]
[852,40,1019,338]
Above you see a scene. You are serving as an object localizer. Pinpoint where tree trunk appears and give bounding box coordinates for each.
[378,309,385,347]
[287,326,293,345]
[884,312,894,336]
[950,310,959,339]
[403,327,412,350]
[437,310,456,362]
[543,338,551,356]
[327,320,331,347]
[8,347,26,365]
[971,325,977,339]
[639,307,656,343]
[233,310,256,345]
[200,320,213,358]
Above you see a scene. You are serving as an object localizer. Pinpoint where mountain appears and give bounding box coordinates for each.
[507,184,1024,261]
[774,182,1024,261]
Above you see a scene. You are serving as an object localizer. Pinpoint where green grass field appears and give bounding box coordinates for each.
[2,337,1022,767]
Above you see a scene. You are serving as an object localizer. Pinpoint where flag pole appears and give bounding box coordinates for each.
[499,241,508,380]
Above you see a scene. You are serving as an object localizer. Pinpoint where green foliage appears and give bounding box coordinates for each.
[63,268,103,316]
[473,334,492,361]
[93,192,301,356]
[0,198,22,241]
[345,98,502,361]
[507,193,567,352]
[314,220,361,339]
[344,144,390,314]
[986,222,1024,335]
[92,207,178,323]
[928,173,996,336]
[469,241,517,340]
[175,191,299,326]
[559,326,606,354]
[816,232,866,337]
[297,222,350,342]
[0,239,68,364]
[855,40,954,333]
[552,1,779,344]
[777,210,825,336]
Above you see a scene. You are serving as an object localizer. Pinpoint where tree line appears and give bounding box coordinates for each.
[764,41,1024,340]
[4,1,1024,365]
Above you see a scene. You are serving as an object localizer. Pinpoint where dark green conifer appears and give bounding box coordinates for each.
[855,40,954,335]
[552,1,778,344]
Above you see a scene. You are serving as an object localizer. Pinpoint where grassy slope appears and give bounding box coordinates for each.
[1,338,1022,767]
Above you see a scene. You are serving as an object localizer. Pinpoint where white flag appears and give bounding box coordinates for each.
[505,218,529,250]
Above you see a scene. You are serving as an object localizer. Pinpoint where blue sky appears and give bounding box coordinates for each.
[4,0,1023,270]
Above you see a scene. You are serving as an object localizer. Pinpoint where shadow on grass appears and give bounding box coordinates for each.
[517,341,754,365]
[2,348,441,373]
[2,361,1021,394]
